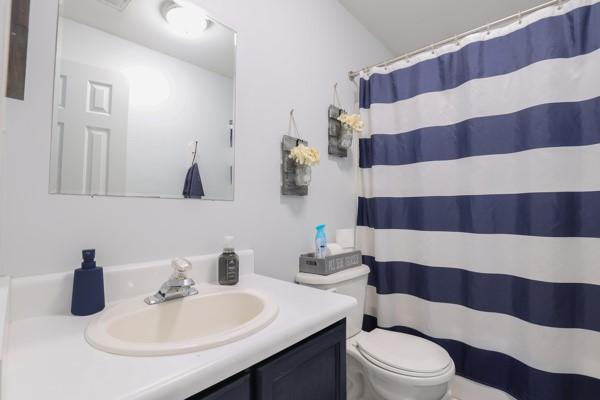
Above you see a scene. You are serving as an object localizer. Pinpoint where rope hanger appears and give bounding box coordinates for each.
[288,109,303,145]
[333,83,342,108]
[333,82,359,113]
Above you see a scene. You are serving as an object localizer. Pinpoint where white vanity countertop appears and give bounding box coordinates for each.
[4,272,355,400]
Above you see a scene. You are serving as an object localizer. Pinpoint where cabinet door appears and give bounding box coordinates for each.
[254,320,346,400]
[187,371,250,400]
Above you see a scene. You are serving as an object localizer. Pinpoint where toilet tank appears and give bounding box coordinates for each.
[296,265,370,338]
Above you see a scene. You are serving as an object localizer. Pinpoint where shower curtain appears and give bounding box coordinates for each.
[356,1,600,399]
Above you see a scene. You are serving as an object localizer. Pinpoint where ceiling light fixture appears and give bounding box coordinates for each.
[161,1,209,38]
[96,0,132,12]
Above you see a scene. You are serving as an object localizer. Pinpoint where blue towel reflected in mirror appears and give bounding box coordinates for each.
[183,163,204,199]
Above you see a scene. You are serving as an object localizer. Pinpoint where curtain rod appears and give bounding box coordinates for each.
[348,0,566,80]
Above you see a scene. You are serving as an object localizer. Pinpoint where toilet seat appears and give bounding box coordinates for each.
[356,329,452,378]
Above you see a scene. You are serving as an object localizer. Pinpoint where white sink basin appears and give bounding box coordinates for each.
[85,288,279,356]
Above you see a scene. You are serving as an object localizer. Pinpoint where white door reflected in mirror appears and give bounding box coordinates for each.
[49,0,236,200]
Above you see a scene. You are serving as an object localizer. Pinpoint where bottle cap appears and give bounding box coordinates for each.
[224,236,235,251]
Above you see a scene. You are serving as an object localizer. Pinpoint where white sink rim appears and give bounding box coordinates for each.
[85,288,279,356]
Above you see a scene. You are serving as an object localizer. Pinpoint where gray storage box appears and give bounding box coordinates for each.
[299,250,362,275]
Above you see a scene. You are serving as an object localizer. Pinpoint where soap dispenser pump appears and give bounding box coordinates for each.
[71,249,105,316]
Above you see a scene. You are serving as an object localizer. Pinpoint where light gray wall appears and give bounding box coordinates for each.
[0,0,11,282]
[0,0,10,116]
[0,0,11,140]
[0,0,391,280]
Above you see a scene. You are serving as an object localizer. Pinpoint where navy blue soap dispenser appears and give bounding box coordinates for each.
[71,249,105,316]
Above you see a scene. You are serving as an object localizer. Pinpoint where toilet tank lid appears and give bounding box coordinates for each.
[295,265,370,285]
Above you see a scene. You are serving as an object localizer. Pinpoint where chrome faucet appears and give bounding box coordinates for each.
[144,258,199,305]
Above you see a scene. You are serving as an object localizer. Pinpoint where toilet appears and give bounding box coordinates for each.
[296,265,455,400]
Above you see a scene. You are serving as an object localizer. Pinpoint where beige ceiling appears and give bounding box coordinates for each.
[339,0,550,57]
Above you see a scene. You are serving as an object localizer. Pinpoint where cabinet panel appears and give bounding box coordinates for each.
[254,319,346,400]
[187,371,250,400]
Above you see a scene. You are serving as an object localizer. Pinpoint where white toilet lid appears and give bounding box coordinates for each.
[356,329,452,377]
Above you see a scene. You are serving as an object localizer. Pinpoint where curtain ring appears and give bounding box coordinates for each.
[557,0,563,9]
[517,11,523,24]
[486,24,491,35]
[430,44,435,54]
[454,36,460,46]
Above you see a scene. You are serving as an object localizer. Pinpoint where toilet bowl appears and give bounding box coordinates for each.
[296,265,454,400]
[347,329,454,400]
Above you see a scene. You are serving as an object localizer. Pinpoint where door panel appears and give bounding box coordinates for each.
[84,126,110,194]
[254,320,346,400]
[51,60,128,195]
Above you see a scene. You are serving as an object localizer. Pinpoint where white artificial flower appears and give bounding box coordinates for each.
[289,143,320,166]
[337,112,364,132]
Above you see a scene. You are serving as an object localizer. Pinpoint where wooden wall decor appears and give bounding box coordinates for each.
[328,105,348,158]
[6,0,30,100]
[281,135,309,196]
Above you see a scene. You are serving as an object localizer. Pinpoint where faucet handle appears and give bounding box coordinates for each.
[171,257,192,274]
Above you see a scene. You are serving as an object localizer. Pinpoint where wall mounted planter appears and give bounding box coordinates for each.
[328,105,351,157]
[294,164,311,187]
[281,135,309,196]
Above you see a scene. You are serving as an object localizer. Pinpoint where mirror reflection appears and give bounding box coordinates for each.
[49,0,236,200]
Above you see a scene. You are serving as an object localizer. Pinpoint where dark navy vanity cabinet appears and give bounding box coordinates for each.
[189,319,346,400]
[187,372,251,400]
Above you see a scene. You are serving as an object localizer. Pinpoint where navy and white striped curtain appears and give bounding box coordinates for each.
[356,1,600,399]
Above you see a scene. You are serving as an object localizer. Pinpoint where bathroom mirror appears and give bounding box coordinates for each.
[49,0,236,200]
